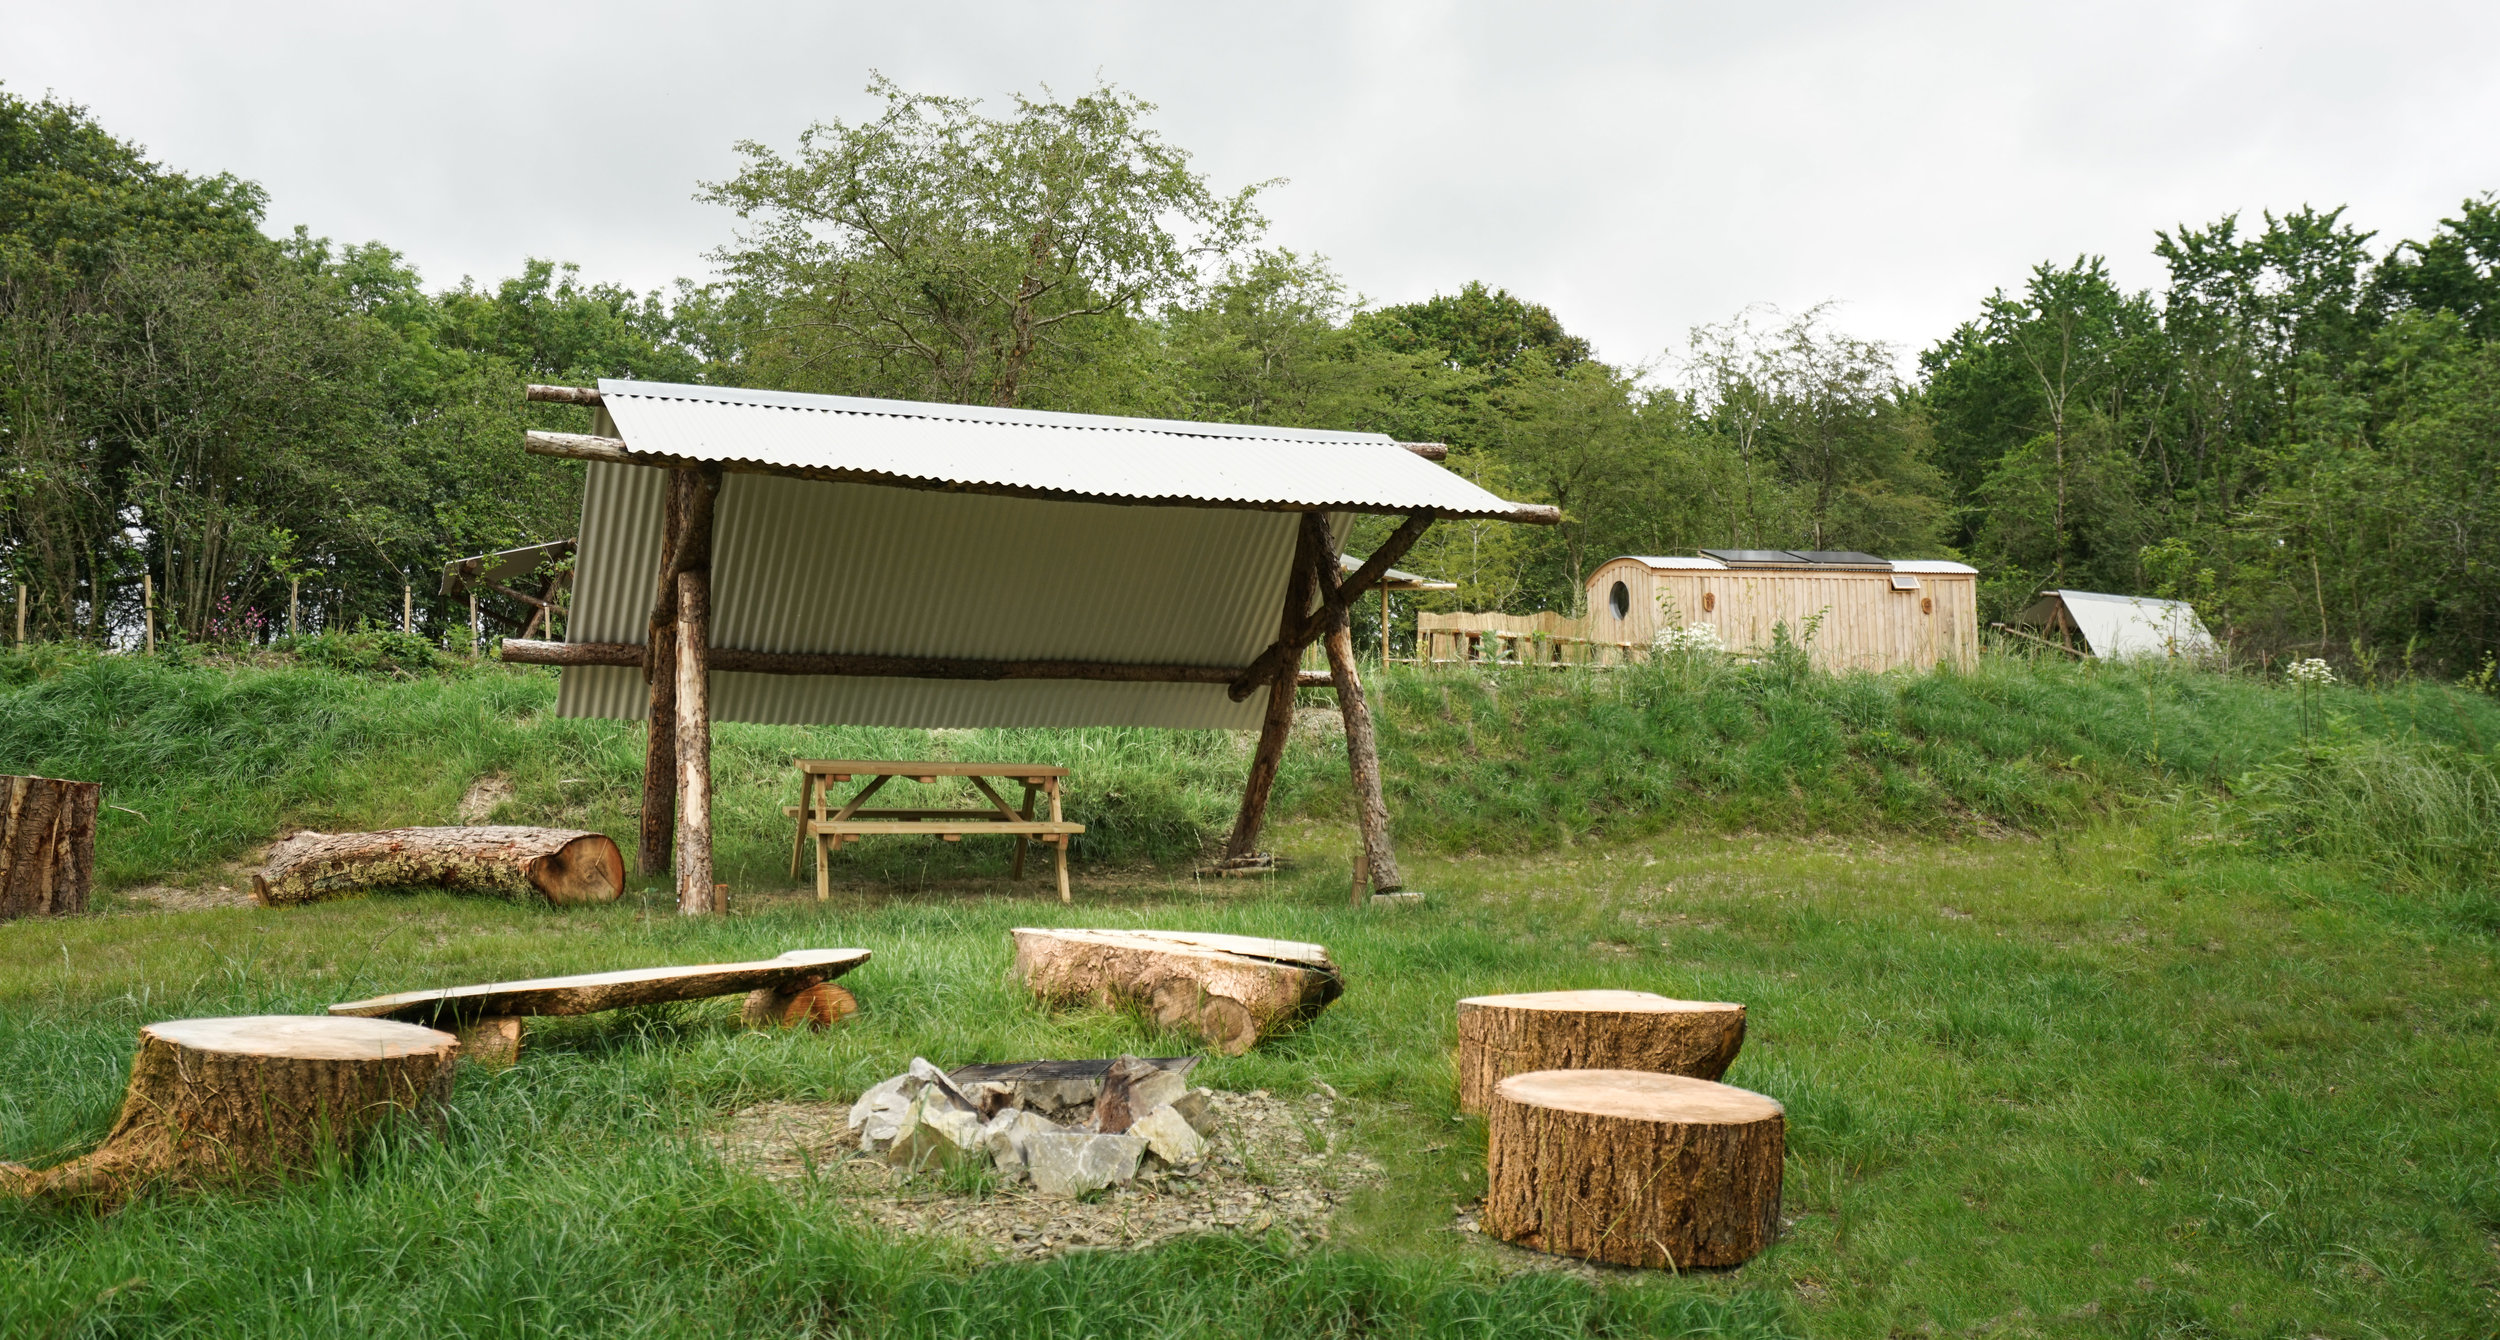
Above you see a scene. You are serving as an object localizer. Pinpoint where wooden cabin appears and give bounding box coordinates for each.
[1583,550,1979,673]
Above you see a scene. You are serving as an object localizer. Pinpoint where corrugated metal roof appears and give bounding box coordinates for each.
[2008,589,2218,660]
[1613,555,1977,575]
[594,379,1534,519]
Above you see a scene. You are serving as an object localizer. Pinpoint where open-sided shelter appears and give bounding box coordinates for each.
[1583,550,1980,672]
[501,380,1554,910]
[2003,589,2218,661]
[1338,552,1456,673]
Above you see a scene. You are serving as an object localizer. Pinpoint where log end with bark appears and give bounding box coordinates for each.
[1456,989,1746,1115]
[4,1016,459,1208]
[741,981,858,1031]
[1,774,100,921]
[1012,928,1342,1056]
[1483,1069,1784,1270]
[252,826,624,907]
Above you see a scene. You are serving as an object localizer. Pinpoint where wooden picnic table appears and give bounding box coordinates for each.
[787,760,1084,903]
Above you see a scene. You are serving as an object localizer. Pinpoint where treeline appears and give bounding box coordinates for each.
[4,79,2496,673]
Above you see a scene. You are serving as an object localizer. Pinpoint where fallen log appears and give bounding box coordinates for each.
[1456,989,1746,1115]
[1482,1069,1784,1269]
[1,773,99,921]
[327,947,871,1029]
[1,1016,458,1208]
[1011,928,1342,1056]
[251,825,623,907]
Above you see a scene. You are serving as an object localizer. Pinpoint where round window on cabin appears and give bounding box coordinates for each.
[1608,580,1630,620]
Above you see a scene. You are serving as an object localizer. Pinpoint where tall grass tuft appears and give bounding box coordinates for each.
[2225,736,2500,929]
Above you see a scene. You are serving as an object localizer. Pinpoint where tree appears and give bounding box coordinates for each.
[702,76,1267,408]
[1358,281,1592,379]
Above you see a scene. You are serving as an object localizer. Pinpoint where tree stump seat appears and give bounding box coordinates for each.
[1483,1069,1784,1269]
[1,1016,460,1207]
[1456,989,1746,1115]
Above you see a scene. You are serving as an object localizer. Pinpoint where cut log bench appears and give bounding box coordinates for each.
[1,1016,459,1207]
[788,760,1084,903]
[1456,989,1747,1115]
[252,826,624,907]
[1483,1069,1785,1269]
[1013,928,1342,1055]
[0,773,99,921]
[328,948,869,1064]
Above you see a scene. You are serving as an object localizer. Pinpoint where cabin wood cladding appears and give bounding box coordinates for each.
[1,1016,459,1207]
[1456,990,1746,1115]
[0,774,98,920]
[251,826,624,907]
[1482,1069,1784,1269]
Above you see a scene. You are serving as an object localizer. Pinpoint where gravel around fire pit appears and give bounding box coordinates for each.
[716,1088,1383,1260]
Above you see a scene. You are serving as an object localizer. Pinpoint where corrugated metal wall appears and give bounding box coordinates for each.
[555,462,1335,729]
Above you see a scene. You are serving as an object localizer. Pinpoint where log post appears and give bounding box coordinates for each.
[1310,514,1402,894]
[0,774,100,920]
[1,1016,459,1208]
[674,467,721,916]
[639,470,690,878]
[1456,990,1746,1115]
[1221,526,1319,864]
[1483,1069,1784,1269]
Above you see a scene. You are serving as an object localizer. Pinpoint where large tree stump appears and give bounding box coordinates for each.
[0,774,99,921]
[0,1016,459,1208]
[1456,989,1746,1115]
[1012,928,1342,1055]
[1483,1069,1784,1269]
[252,826,623,907]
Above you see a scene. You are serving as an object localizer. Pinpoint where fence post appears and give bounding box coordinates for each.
[143,573,156,654]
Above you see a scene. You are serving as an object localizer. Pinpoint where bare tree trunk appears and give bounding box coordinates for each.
[673,467,721,916]
[0,774,98,920]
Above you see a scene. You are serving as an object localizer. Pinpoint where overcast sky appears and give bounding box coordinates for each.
[8,1,2498,376]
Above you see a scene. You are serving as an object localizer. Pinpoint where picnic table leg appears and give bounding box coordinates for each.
[788,772,812,880]
[1012,781,1036,880]
[1049,778,1070,903]
[815,832,833,901]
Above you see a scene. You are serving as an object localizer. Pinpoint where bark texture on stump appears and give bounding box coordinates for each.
[1457,990,1746,1115]
[1012,928,1342,1056]
[0,774,98,920]
[329,947,869,1027]
[0,1016,457,1208]
[1483,1069,1783,1269]
[251,826,624,907]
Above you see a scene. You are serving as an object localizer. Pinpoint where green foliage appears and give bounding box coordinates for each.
[702,75,1267,409]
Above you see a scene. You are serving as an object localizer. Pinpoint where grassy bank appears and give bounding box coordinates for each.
[3,641,2494,894]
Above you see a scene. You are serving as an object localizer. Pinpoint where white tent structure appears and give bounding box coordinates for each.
[502,380,1554,910]
[2005,589,2219,661]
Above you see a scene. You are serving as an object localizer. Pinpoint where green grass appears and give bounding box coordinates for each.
[3,649,2498,1336]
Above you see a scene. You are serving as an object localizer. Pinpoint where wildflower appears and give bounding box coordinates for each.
[2286,658,2336,687]
[1653,624,1725,656]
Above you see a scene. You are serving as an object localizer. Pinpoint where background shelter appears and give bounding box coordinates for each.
[1583,551,1980,672]
[503,380,1553,909]
[1339,552,1455,673]
[2003,590,2218,661]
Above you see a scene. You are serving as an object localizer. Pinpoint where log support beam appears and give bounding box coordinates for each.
[674,466,721,916]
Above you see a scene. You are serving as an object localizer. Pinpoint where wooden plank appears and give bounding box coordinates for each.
[328,948,870,1026]
[805,820,1083,835]
[796,760,1067,777]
